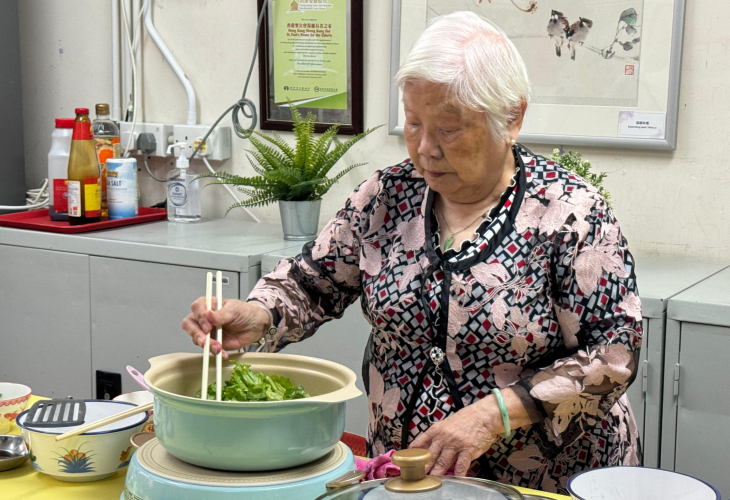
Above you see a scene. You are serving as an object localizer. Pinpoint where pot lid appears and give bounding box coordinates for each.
[136,438,351,488]
[317,449,523,500]
[16,400,147,435]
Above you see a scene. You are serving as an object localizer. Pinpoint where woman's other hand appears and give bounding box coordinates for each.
[181,298,270,360]
[410,395,503,477]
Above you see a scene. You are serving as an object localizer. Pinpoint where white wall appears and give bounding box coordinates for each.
[17,0,730,258]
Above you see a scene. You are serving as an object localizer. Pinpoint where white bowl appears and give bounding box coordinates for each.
[567,467,720,500]
[17,399,148,482]
[113,391,154,432]
[0,383,32,433]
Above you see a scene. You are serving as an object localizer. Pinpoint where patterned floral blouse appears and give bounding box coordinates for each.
[248,145,642,494]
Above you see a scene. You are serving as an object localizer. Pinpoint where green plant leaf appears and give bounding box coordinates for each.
[620,8,638,26]
[290,102,316,174]
[547,149,612,208]
[305,124,340,179]
[236,186,258,197]
[247,134,295,176]
[195,171,271,190]
[315,125,383,180]
[224,194,280,214]
[314,163,364,197]
[255,131,296,162]
[286,178,325,201]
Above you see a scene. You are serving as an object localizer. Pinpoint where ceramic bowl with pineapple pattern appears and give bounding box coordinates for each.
[16,399,148,482]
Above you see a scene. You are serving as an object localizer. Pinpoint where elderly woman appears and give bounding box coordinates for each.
[182,11,641,494]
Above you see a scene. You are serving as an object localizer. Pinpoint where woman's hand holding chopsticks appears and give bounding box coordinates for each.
[182,298,271,360]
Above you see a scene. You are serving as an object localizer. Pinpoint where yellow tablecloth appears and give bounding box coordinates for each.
[2,396,568,500]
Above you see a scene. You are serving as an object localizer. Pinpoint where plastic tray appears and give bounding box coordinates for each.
[0,208,167,234]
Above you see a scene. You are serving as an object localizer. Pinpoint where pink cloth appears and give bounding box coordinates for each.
[355,450,400,480]
[356,451,468,480]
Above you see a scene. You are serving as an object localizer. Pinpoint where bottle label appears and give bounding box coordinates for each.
[53,179,68,213]
[95,137,120,203]
[168,182,187,207]
[95,137,121,167]
[84,177,101,217]
[72,121,93,141]
[68,181,81,217]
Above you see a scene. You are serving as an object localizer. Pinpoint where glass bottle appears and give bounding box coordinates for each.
[92,103,120,220]
[67,108,101,225]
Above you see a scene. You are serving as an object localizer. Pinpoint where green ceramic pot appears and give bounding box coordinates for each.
[144,352,362,471]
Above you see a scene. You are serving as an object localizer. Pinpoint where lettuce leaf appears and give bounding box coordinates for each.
[196,362,310,401]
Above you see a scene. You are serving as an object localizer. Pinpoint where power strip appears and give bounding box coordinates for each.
[120,122,174,157]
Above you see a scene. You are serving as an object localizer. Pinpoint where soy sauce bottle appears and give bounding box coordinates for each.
[67,108,101,225]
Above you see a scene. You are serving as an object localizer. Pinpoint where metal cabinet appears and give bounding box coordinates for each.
[0,219,294,399]
[89,257,241,395]
[260,245,371,436]
[0,245,92,398]
[627,256,728,467]
[662,267,730,496]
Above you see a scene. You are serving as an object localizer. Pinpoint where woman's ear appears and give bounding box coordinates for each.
[506,99,528,138]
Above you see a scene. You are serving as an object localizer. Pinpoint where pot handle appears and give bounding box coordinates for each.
[147,352,198,369]
[308,384,363,403]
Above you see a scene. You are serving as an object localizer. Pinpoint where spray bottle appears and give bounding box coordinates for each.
[166,142,201,223]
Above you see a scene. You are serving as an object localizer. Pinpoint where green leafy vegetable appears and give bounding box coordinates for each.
[196,362,310,401]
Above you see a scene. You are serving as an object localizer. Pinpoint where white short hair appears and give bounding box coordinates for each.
[396,11,530,141]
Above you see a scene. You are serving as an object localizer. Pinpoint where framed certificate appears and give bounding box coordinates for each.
[389,0,687,150]
[257,0,364,135]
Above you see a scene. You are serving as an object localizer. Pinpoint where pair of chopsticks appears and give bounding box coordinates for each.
[55,402,153,441]
[201,271,224,401]
[56,271,226,442]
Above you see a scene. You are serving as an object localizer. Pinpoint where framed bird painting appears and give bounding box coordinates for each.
[389,0,686,150]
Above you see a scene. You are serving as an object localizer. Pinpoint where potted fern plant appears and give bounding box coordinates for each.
[199,105,381,240]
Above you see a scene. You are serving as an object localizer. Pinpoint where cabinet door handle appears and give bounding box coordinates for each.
[642,360,648,394]
[673,363,680,397]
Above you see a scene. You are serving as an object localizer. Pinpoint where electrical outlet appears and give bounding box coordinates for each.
[172,125,232,161]
[96,370,122,400]
[120,122,174,157]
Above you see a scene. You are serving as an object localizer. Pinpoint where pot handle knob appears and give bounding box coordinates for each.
[385,449,442,493]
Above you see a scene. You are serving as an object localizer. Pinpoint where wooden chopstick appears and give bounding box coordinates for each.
[216,271,223,402]
[201,272,213,400]
[55,402,153,442]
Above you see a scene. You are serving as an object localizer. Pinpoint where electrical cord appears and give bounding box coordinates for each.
[120,0,151,156]
[27,179,49,205]
[188,1,267,163]
[0,179,50,211]
[143,154,166,182]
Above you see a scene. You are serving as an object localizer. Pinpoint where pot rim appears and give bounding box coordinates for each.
[144,352,362,406]
[16,400,149,436]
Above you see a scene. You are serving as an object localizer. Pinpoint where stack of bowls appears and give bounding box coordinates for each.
[567,467,721,500]
[0,383,32,434]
